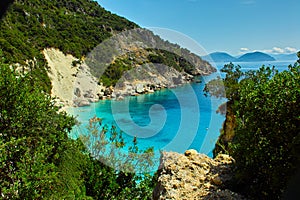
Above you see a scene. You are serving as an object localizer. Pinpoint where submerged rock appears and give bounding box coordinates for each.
[153,150,245,200]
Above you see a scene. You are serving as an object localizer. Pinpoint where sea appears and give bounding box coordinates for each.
[67,60,295,172]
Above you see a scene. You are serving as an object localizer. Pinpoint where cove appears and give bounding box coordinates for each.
[68,72,226,167]
[67,61,292,172]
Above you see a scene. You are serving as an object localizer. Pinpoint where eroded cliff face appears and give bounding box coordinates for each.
[44,48,104,108]
[153,150,245,200]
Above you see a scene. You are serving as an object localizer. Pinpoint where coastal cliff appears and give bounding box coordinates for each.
[0,0,216,107]
[43,47,215,108]
[85,28,216,100]
[153,150,245,200]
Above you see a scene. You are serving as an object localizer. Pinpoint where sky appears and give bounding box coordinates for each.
[97,0,299,56]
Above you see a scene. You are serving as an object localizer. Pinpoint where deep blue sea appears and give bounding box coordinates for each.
[67,60,294,171]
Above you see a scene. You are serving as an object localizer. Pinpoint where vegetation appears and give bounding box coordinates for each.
[0,53,155,199]
[100,56,134,87]
[81,117,155,199]
[204,56,300,199]
[0,0,137,92]
[148,49,196,74]
[0,53,77,198]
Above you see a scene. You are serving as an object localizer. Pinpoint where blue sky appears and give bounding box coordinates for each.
[97,0,299,56]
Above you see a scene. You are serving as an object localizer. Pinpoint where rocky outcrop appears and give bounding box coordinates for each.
[113,63,193,98]
[153,150,245,200]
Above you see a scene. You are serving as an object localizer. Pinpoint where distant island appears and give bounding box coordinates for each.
[202,51,297,62]
[202,52,237,62]
[237,52,275,62]
[271,53,298,61]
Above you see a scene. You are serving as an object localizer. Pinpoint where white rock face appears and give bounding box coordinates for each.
[43,48,104,109]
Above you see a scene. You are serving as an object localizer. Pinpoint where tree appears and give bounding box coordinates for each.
[80,116,156,200]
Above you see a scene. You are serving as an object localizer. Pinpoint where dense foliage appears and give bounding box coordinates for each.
[0,0,137,92]
[205,58,300,199]
[0,53,79,198]
[0,54,155,199]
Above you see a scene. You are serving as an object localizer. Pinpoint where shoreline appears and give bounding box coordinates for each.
[60,75,208,113]
[44,48,217,112]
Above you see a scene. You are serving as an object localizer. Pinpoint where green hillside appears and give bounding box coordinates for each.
[0,0,213,92]
[0,0,137,91]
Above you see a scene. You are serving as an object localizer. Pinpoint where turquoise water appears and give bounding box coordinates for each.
[67,60,294,171]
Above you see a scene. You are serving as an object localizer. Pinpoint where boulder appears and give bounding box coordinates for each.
[136,83,144,93]
[117,95,124,101]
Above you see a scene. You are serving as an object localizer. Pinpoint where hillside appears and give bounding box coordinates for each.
[203,51,280,63]
[202,52,237,62]
[0,0,138,92]
[0,0,214,99]
[85,28,215,100]
[237,51,275,62]
[1,0,137,61]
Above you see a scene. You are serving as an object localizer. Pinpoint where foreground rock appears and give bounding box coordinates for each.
[153,150,245,200]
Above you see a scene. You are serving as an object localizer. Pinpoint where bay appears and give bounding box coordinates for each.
[67,60,294,171]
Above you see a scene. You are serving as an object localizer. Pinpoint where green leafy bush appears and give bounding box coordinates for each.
[0,52,79,198]
[205,58,300,199]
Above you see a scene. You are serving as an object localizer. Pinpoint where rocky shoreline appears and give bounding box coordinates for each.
[103,63,195,100]
[44,48,215,109]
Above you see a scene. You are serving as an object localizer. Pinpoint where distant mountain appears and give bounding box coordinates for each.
[237,52,276,62]
[271,53,298,61]
[202,52,237,62]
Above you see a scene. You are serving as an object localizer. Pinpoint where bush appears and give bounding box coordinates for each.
[205,58,300,199]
